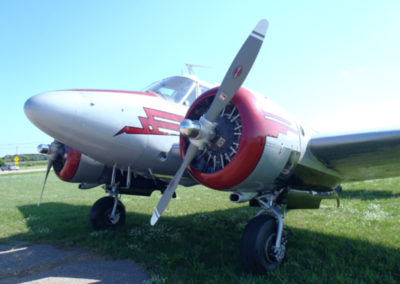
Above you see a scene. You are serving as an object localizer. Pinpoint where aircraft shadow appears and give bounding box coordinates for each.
[2,202,399,283]
[340,189,400,200]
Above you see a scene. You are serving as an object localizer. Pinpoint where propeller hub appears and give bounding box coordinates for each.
[180,119,201,139]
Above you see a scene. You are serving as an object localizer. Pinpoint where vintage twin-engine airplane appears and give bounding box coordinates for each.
[24,19,400,273]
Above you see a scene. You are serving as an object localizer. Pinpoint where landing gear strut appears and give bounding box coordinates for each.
[240,192,287,273]
[90,164,127,230]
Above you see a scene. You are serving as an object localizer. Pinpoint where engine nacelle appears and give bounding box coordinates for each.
[53,146,107,183]
[181,87,301,192]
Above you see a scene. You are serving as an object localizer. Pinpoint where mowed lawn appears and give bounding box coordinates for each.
[0,172,399,283]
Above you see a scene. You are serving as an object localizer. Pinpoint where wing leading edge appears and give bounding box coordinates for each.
[308,128,400,182]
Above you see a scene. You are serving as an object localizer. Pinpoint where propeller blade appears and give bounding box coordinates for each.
[150,19,269,225]
[150,143,198,226]
[38,158,52,206]
[204,19,268,122]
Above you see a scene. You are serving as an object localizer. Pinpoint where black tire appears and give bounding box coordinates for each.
[90,196,126,230]
[240,214,285,273]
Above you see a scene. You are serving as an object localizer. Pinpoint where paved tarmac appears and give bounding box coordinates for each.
[0,168,47,175]
[0,242,148,283]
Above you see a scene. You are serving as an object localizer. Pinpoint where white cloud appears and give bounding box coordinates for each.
[341,64,369,78]
[341,70,350,77]
[311,100,400,133]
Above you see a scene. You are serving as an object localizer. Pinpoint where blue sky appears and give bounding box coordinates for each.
[1,1,399,156]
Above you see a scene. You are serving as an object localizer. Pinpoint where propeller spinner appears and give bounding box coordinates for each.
[150,19,269,226]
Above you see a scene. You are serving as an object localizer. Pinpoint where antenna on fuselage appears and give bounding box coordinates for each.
[185,63,211,76]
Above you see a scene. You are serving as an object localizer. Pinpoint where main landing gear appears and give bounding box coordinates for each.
[90,164,129,230]
[90,196,126,230]
[240,192,287,274]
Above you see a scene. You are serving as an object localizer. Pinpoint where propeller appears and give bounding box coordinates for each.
[150,19,269,226]
[37,141,64,206]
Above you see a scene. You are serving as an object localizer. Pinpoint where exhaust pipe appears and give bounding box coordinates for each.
[229,192,258,203]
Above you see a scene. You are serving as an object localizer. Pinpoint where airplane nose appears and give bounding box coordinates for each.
[24,91,82,137]
[24,92,48,126]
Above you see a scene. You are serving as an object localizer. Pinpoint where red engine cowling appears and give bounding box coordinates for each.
[53,146,106,183]
[180,87,271,190]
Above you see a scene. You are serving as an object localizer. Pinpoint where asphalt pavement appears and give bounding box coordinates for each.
[0,168,47,175]
[0,242,148,283]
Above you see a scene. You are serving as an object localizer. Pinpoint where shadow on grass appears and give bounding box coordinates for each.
[3,202,399,283]
[341,189,400,200]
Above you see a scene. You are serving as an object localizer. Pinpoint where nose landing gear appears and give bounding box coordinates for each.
[90,164,127,230]
[90,196,126,230]
[240,192,287,273]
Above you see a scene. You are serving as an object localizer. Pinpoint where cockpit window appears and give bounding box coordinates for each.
[143,76,195,104]
[156,87,175,97]
[184,87,197,105]
[199,85,209,95]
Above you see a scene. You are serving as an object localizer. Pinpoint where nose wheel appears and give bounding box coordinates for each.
[240,192,287,273]
[90,196,126,230]
[240,214,286,273]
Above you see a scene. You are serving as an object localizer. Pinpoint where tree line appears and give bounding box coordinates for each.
[0,154,47,166]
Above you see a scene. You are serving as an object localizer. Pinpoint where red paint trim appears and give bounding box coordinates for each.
[180,87,267,190]
[264,112,292,125]
[115,107,184,136]
[264,112,298,136]
[264,112,299,138]
[65,89,158,97]
[55,148,81,181]
[264,119,298,138]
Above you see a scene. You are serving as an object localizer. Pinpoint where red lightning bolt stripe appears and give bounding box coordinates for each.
[115,108,184,136]
[264,112,298,138]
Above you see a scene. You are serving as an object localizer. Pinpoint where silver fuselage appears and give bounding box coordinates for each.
[25,84,325,192]
[25,89,189,178]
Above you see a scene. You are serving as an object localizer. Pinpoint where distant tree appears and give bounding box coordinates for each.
[1,154,47,162]
[21,155,31,161]
[0,158,5,166]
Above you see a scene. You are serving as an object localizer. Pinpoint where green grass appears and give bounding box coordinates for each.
[0,172,399,283]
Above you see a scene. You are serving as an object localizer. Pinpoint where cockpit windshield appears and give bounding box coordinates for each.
[143,76,196,104]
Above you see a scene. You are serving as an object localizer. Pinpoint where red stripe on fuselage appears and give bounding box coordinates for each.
[264,113,298,138]
[65,89,158,97]
[115,108,184,136]
[264,112,292,125]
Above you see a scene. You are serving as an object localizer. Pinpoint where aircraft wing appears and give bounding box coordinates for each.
[308,128,400,182]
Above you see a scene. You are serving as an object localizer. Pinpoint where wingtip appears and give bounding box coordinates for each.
[254,19,269,36]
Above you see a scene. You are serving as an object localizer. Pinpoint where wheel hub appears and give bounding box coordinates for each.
[264,233,285,263]
[107,211,120,225]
